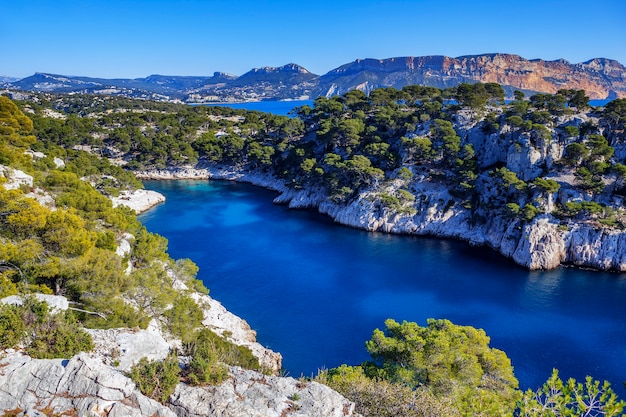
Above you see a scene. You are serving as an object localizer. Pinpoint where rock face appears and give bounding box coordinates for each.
[316,54,626,99]
[0,351,175,417]
[0,351,360,417]
[111,189,166,213]
[0,291,357,416]
[135,158,626,272]
[0,165,33,190]
[169,367,360,417]
[7,53,626,101]
[192,291,283,373]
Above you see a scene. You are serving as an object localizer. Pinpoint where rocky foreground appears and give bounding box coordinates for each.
[0,292,359,417]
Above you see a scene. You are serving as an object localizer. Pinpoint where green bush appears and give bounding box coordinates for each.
[0,298,93,358]
[187,354,229,386]
[518,370,625,417]
[0,303,26,348]
[317,365,460,417]
[183,328,260,386]
[193,328,259,370]
[164,294,204,342]
[127,354,180,403]
[27,311,94,359]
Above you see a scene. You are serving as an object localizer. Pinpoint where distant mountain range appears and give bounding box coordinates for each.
[2,54,625,102]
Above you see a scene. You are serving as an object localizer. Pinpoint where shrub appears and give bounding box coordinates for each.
[532,178,560,194]
[187,354,229,386]
[562,125,579,138]
[0,303,26,348]
[163,294,204,342]
[317,364,460,417]
[127,354,180,403]
[190,328,259,371]
[0,298,93,358]
[522,204,540,222]
[27,311,94,359]
[518,370,625,417]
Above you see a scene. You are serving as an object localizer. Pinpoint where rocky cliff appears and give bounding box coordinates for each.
[316,54,626,99]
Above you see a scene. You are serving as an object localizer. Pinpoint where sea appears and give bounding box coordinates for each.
[139,179,626,394]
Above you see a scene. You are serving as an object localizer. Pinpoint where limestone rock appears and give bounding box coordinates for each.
[168,367,360,417]
[0,351,175,417]
[87,320,171,371]
[135,159,626,272]
[0,165,33,190]
[1,293,69,313]
[111,189,166,213]
[192,292,283,373]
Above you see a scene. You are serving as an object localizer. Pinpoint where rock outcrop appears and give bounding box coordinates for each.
[0,291,356,416]
[0,351,175,417]
[111,189,166,213]
[169,367,360,417]
[0,350,360,417]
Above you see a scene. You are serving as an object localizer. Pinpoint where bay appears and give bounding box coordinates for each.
[140,179,626,393]
[201,99,613,117]
[202,99,313,116]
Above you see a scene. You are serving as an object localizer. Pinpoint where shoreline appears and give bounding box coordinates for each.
[134,164,626,272]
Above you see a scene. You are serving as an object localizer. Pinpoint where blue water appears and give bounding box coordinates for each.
[202,100,313,116]
[202,99,613,117]
[139,180,626,393]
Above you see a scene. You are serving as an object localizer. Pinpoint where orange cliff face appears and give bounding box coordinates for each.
[442,54,626,99]
[321,54,626,99]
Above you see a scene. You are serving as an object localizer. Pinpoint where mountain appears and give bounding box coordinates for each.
[188,64,318,102]
[9,72,221,100]
[4,54,626,101]
[0,75,19,83]
[314,54,626,99]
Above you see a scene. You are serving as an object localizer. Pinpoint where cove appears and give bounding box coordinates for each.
[139,179,626,393]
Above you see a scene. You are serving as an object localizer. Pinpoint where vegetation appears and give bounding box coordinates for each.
[2,86,625,412]
[317,319,624,417]
[0,298,93,359]
[127,354,181,403]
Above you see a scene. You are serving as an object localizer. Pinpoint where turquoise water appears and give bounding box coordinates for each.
[139,180,626,393]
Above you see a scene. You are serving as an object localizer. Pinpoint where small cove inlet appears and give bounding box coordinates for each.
[139,179,626,394]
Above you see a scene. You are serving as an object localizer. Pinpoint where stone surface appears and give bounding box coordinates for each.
[1,293,69,313]
[111,189,166,213]
[192,292,283,373]
[0,165,33,190]
[87,320,171,371]
[169,367,360,417]
[0,351,175,417]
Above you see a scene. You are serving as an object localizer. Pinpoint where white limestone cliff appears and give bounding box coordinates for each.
[134,162,626,271]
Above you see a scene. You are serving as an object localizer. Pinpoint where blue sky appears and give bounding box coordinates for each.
[1,0,625,79]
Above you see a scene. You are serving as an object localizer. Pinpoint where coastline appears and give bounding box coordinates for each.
[135,163,626,272]
[111,189,166,214]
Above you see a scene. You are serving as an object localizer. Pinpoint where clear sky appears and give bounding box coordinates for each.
[1,0,625,79]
